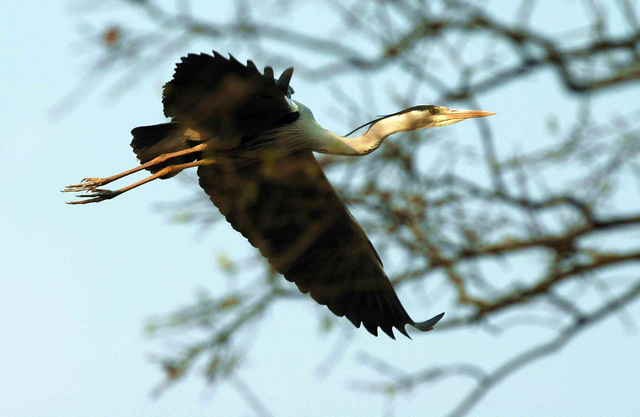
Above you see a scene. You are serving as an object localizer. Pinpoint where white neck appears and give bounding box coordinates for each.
[311,111,424,156]
[257,102,429,157]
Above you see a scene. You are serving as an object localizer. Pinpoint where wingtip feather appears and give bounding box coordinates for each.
[263,66,275,80]
[277,67,294,93]
[412,312,445,332]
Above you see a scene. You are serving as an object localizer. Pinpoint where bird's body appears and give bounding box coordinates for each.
[65,51,495,338]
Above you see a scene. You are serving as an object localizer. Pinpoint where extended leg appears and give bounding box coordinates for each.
[63,143,210,193]
[67,157,221,205]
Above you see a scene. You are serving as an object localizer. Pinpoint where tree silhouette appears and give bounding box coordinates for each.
[65,0,640,415]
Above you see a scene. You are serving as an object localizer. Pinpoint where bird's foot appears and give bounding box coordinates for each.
[63,177,111,193]
[66,189,122,205]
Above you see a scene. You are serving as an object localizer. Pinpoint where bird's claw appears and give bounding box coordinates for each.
[66,189,121,205]
[63,177,109,193]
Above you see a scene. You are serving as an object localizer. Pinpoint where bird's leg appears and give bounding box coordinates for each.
[63,143,210,193]
[66,157,220,205]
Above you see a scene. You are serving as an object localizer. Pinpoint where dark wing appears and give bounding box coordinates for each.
[163,51,296,140]
[197,152,444,338]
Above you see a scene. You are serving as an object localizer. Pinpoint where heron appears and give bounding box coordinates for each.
[64,51,495,339]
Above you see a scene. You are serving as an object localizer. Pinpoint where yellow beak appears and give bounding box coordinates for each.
[445,109,497,120]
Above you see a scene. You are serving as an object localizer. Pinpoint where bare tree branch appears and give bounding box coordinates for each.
[64,0,640,415]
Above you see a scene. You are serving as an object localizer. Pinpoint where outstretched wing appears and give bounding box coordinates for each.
[163,51,296,140]
[197,152,443,338]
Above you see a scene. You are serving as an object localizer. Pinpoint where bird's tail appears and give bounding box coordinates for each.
[130,122,200,178]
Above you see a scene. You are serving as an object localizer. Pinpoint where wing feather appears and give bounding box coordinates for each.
[162,51,295,140]
[197,152,442,337]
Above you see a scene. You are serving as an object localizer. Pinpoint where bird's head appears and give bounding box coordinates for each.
[346,105,495,137]
[394,105,496,130]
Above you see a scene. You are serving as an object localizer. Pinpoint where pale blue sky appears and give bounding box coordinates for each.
[1,1,639,416]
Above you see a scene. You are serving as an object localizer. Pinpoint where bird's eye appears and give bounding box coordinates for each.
[429,107,438,115]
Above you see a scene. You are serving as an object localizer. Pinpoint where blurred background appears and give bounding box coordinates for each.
[1,1,640,416]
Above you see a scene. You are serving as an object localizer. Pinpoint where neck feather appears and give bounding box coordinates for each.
[284,102,425,156]
[316,111,423,156]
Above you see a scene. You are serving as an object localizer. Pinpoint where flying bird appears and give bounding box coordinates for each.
[65,51,495,339]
